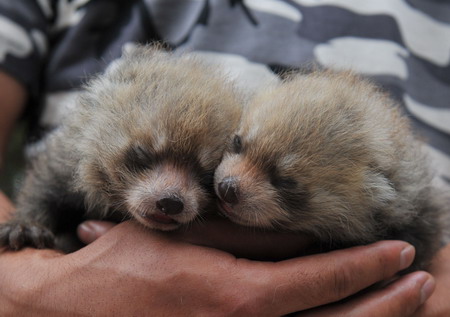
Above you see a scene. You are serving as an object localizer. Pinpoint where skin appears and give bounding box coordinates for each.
[76,219,440,317]
[0,72,27,171]
[0,70,447,316]
[413,245,450,317]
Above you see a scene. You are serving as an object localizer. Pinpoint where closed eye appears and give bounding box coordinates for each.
[271,176,297,190]
[198,170,215,192]
[124,144,155,173]
[270,169,309,212]
[232,135,243,154]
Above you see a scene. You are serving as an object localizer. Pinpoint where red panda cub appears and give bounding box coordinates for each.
[214,70,446,269]
[0,46,242,251]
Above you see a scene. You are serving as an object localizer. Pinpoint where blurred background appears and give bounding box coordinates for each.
[1,124,26,199]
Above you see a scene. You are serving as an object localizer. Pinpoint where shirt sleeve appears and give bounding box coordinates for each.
[0,1,51,99]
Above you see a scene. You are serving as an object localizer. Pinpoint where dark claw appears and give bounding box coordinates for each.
[28,224,55,249]
[9,223,26,251]
[0,221,55,250]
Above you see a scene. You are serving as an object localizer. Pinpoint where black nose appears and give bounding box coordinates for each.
[156,197,184,215]
[218,177,239,205]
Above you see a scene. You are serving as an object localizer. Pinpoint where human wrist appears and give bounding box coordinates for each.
[0,248,62,316]
[0,190,14,223]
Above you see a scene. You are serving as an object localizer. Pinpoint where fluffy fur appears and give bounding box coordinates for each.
[0,46,242,251]
[214,70,447,269]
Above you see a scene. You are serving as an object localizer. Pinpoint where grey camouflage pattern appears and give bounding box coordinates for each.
[0,0,449,186]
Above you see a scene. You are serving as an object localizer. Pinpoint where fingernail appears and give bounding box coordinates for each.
[77,222,97,243]
[399,245,415,270]
[420,277,435,304]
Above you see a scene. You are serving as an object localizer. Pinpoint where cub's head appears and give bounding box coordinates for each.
[214,72,400,243]
[70,47,242,230]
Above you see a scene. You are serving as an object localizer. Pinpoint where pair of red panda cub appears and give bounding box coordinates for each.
[0,46,446,270]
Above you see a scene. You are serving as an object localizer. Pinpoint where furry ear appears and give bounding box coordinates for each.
[102,43,170,81]
[122,42,171,59]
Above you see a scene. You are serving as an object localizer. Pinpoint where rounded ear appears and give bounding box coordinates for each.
[102,43,172,81]
[121,42,139,56]
[122,42,171,59]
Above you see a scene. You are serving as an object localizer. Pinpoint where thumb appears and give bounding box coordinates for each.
[77,220,117,244]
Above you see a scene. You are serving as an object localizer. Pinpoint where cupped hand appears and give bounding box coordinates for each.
[300,244,450,317]
[77,214,314,260]
[73,219,435,316]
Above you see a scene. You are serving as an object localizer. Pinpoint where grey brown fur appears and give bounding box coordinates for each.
[215,70,448,269]
[0,46,242,251]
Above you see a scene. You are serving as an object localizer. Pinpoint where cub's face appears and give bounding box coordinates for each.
[214,133,310,230]
[76,108,233,231]
[213,81,384,243]
[117,141,220,231]
[72,50,242,230]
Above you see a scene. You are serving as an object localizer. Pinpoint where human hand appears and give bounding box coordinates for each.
[299,245,450,317]
[411,243,450,317]
[78,214,314,260]
[75,220,434,316]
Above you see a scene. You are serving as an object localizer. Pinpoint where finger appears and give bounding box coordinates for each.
[412,243,450,317]
[300,271,435,317]
[242,240,416,315]
[174,214,313,260]
[77,220,117,244]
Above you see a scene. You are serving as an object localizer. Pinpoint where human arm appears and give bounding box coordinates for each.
[412,243,450,317]
[0,219,430,316]
[0,70,27,224]
[76,219,435,316]
[0,71,27,174]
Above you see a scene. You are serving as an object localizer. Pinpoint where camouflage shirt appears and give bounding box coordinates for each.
[0,0,449,188]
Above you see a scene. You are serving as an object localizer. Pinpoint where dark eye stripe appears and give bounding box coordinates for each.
[198,170,215,193]
[233,135,242,154]
[276,187,309,214]
[271,175,297,190]
[124,144,155,173]
[269,166,309,213]
[124,144,216,192]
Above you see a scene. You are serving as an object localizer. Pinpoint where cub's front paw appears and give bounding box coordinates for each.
[0,221,55,250]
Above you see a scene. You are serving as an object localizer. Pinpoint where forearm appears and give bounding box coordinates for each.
[0,70,26,221]
[0,70,26,222]
[0,71,27,171]
[0,191,14,223]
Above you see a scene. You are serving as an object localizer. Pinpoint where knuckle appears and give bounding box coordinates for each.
[329,263,354,301]
[378,275,425,317]
[291,265,355,308]
[371,245,398,278]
